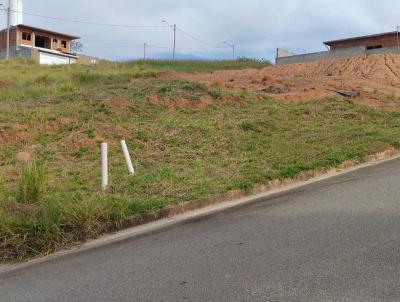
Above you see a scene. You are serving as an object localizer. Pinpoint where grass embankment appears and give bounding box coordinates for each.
[1,59,400,262]
[131,58,270,73]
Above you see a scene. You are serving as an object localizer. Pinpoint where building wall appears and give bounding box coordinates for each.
[329,34,400,50]
[276,46,400,65]
[276,48,297,58]
[367,45,400,56]
[31,47,40,62]
[0,28,18,49]
[77,54,101,64]
[276,46,366,65]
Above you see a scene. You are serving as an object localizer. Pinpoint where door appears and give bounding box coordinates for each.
[39,52,76,65]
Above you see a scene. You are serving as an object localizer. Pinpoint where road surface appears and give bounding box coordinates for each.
[1,158,400,302]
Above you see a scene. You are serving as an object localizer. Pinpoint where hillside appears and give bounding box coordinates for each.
[1,57,400,261]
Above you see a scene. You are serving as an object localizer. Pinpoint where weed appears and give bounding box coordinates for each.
[73,71,101,84]
[136,130,150,142]
[155,80,207,101]
[18,162,47,204]
[240,121,257,131]
[71,146,90,159]
[0,174,5,202]
[158,85,172,94]
[182,81,206,91]
[35,74,55,86]
[209,89,223,99]
[85,129,96,139]
[385,93,396,101]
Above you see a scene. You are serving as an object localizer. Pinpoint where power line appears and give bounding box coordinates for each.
[177,46,227,50]
[85,44,145,49]
[143,44,226,50]
[85,44,229,50]
[146,44,170,49]
[8,8,237,58]
[9,9,168,29]
[176,26,216,46]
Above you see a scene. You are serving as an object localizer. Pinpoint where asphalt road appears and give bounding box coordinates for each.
[1,158,400,302]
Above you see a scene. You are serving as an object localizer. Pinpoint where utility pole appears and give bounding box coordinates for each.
[162,20,176,60]
[173,24,176,60]
[143,43,146,60]
[0,4,10,59]
[6,6,10,60]
[397,26,400,52]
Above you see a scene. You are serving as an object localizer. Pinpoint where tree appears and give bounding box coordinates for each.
[71,40,83,53]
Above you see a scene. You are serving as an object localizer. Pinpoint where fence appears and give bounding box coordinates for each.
[0,46,32,60]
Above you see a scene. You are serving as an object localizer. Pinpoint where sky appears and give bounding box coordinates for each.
[2,0,400,61]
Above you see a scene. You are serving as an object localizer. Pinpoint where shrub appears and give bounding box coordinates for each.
[18,162,47,204]
[209,89,223,99]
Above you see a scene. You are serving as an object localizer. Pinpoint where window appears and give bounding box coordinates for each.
[53,38,58,43]
[367,45,383,50]
[61,40,67,48]
[22,32,31,41]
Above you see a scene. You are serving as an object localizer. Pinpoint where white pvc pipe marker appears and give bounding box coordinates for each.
[101,143,108,190]
[121,140,135,175]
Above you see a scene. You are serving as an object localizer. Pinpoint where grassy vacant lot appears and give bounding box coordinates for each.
[1,58,400,262]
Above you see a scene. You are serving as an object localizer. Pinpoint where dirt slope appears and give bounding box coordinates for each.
[163,53,400,109]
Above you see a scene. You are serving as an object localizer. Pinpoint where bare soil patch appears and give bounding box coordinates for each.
[147,95,215,109]
[161,53,400,109]
[105,97,130,109]
[0,80,12,89]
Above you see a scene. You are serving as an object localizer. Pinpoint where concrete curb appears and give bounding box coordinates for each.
[1,151,399,275]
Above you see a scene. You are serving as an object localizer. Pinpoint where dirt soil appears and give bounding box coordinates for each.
[162,53,400,109]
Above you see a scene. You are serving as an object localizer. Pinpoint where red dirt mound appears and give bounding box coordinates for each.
[161,53,400,109]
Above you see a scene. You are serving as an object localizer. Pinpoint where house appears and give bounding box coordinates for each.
[324,31,400,51]
[0,0,99,65]
[0,24,80,64]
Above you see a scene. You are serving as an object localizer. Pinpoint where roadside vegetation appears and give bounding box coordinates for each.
[1,58,400,262]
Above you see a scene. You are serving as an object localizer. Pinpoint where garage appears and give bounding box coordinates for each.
[39,50,77,65]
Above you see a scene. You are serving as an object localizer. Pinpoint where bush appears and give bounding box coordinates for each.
[18,162,47,204]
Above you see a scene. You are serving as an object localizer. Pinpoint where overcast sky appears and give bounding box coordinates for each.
[2,0,400,61]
